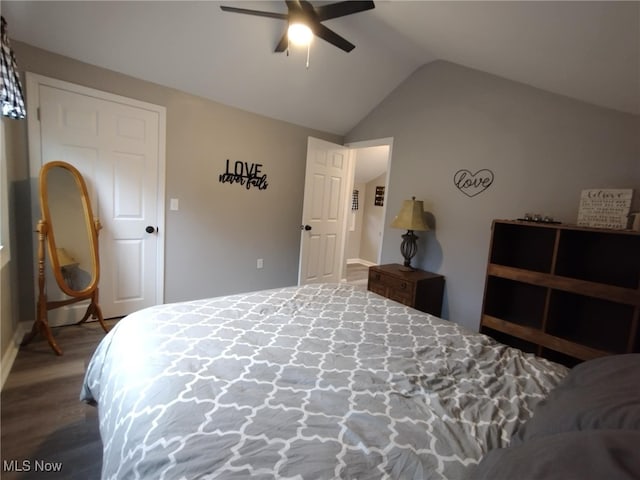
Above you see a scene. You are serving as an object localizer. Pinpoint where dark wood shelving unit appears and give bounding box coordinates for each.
[480,220,640,365]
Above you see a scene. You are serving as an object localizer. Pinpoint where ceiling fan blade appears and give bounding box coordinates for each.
[315,1,375,21]
[295,0,316,16]
[219,6,288,21]
[312,23,355,52]
[285,0,313,24]
[275,32,288,52]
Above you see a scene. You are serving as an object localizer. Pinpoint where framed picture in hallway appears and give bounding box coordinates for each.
[375,186,385,206]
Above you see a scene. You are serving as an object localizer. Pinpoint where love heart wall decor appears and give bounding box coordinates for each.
[219,159,269,190]
[454,169,494,197]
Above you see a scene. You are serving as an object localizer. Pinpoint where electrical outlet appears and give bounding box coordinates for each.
[257,258,263,269]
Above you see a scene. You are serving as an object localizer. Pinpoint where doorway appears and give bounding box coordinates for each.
[343,139,392,283]
[298,137,392,286]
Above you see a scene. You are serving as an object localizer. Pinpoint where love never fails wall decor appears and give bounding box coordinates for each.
[219,159,269,190]
[454,169,494,197]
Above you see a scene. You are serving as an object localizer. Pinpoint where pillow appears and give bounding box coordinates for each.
[511,353,640,445]
[467,430,640,480]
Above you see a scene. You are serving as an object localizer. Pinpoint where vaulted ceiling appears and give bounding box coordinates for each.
[3,1,639,135]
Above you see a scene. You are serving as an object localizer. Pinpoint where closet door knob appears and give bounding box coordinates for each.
[300,225,312,231]
[145,226,158,234]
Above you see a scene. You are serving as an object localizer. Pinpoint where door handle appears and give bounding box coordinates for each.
[145,226,158,234]
[300,225,312,231]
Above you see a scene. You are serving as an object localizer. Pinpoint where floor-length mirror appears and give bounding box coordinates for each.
[21,160,108,355]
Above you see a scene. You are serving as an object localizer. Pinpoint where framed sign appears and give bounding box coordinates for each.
[577,189,633,229]
[374,186,385,206]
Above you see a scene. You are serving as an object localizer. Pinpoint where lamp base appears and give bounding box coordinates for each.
[399,230,419,270]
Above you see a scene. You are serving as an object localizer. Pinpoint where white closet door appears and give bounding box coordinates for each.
[29,74,166,323]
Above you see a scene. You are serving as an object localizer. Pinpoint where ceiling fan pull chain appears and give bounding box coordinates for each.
[306,43,310,69]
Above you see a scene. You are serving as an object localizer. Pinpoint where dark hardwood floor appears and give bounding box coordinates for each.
[1,319,118,480]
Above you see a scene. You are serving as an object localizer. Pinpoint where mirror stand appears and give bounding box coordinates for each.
[21,219,109,356]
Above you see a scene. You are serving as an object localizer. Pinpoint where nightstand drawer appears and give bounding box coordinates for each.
[387,289,413,306]
[369,270,414,291]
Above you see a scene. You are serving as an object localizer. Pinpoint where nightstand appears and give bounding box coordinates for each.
[368,263,445,316]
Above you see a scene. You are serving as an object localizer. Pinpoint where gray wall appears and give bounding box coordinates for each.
[346,60,640,331]
[2,41,342,361]
[1,115,31,366]
[1,118,14,363]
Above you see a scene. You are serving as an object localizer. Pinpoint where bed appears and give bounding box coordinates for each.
[81,283,570,479]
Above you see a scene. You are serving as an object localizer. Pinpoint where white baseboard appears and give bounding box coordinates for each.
[1,321,29,390]
[347,258,376,267]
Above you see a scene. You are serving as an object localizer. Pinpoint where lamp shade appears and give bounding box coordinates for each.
[391,197,428,231]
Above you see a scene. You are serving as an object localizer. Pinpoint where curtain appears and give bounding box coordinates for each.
[1,16,26,119]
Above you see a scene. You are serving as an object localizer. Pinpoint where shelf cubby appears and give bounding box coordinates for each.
[489,222,556,273]
[555,229,640,288]
[483,276,546,329]
[546,291,633,353]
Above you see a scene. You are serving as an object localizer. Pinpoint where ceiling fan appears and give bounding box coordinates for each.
[220,1,375,53]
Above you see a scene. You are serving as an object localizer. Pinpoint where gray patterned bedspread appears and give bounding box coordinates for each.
[81,283,568,479]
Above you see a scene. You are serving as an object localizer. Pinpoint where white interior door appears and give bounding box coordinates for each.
[27,74,166,324]
[298,137,353,284]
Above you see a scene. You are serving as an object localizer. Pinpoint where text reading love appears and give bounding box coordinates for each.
[219,159,269,190]
[453,169,494,197]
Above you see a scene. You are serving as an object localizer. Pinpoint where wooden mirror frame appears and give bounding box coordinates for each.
[42,161,100,296]
[21,161,109,355]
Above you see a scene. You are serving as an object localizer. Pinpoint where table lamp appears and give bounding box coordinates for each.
[390,197,428,271]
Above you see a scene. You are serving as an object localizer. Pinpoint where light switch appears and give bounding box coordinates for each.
[170,198,179,211]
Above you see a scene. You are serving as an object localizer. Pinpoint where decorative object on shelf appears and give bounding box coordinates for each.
[390,197,428,271]
[517,213,561,224]
[219,159,269,190]
[453,169,494,197]
[374,186,385,206]
[629,212,640,232]
[577,189,633,230]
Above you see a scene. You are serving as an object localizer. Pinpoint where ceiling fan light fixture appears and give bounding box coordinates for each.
[221,1,375,53]
[287,22,313,46]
